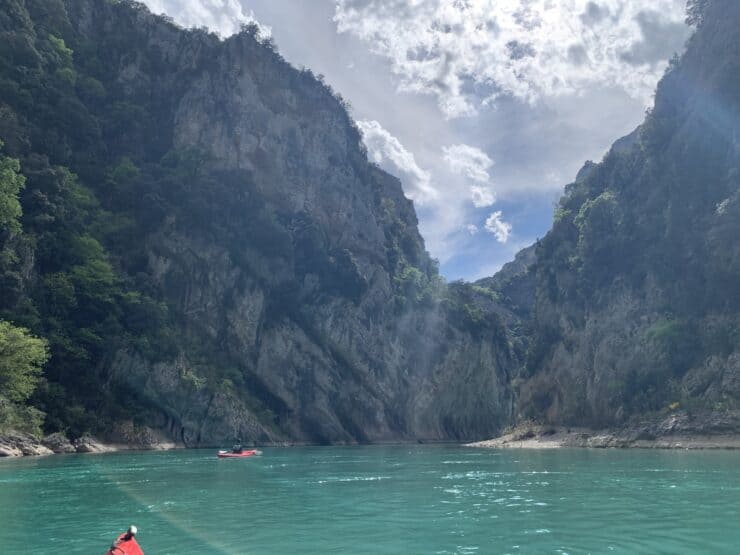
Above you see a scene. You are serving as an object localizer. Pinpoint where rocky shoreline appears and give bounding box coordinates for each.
[5,411,740,457]
[467,412,740,450]
[1,432,113,457]
[0,427,182,458]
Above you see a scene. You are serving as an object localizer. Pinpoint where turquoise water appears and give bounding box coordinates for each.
[1,446,739,554]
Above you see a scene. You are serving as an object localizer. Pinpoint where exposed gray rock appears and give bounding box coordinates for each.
[73,434,114,454]
[470,410,740,449]
[42,433,76,454]
[107,421,181,450]
[0,433,53,457]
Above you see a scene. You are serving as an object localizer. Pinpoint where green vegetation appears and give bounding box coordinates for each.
[470,285,501,303]
[0,0,251,435]
[0,141,48,436]
[0,143,25,233]
[393,260,444,307]
[0,320,48,436]
[646,318,700,376]
[0,320,48,403]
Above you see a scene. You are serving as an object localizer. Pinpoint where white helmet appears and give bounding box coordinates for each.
[128,525,138,536]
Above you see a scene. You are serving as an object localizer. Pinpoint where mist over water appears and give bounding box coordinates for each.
[1,446,739,554]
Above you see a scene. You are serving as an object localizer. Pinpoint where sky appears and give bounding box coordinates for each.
[141,0,691,281]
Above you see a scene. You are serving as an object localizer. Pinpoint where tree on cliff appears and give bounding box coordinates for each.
[0,143,25,234]
[0,320,49,404]
[0,144,49,432]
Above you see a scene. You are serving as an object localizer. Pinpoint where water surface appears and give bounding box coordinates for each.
[1,446,738,554]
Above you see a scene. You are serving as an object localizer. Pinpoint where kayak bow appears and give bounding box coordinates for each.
[107,530,144,555]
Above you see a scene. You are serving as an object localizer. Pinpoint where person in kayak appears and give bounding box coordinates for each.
[107,525,143,555]
[232,439,243,454]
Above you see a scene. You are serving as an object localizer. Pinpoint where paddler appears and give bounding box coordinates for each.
[107,525,144,555]
[232,439,243,454]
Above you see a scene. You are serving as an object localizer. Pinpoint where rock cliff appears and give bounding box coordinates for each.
[513,0,740,430]
[2,0,737,448]
[0,0,518,445]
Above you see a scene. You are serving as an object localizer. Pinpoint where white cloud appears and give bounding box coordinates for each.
[333,0,688,118]
[357,120,438,204]
[442,144,497,207]
[142,0,271,38]
[485,211,512,243]
[470,185,496,208]
[466,224,479,235]
[443,144,493,183]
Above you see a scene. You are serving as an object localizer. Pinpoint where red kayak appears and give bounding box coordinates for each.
[217,449,261,458]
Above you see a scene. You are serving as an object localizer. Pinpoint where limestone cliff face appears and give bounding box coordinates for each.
[95,0,740,440]
[15,0,737,446]
[512,0,740,428]
[52,0,518,445]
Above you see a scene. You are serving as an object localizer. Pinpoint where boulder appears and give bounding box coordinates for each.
[42,432,77,454]
[73,434,114,453]
[0,432,53,456]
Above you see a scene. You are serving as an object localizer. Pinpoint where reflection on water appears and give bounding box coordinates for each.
[1,446,739,554]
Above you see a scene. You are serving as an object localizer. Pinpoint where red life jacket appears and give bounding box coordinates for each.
[106,533,144,555]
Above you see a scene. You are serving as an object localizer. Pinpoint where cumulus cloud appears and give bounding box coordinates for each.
[470,186,496,208]
[142,0,270,37]
[357,120,438,203]
[442,144,493,183]
[484,211,512,243]
[442,144,498,208]
[466,224,479,235]
[333,0,688,117]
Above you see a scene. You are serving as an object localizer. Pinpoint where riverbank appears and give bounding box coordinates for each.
[468,412,740,450]
[0,429,182,457]
[6,410,740,456]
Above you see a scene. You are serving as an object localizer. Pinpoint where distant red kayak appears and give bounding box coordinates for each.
[217,449,261,458]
